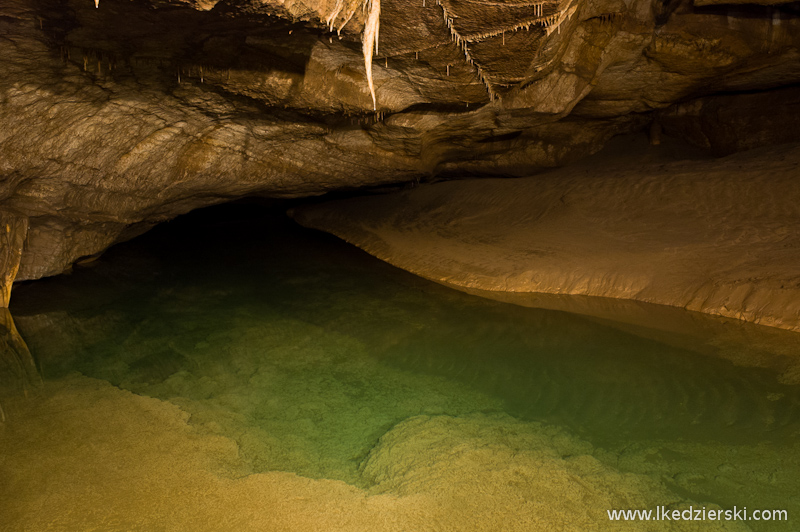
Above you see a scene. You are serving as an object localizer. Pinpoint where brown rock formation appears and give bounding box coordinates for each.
[0,212,27,307]
[292,139,800,332]
[1,0,800,302]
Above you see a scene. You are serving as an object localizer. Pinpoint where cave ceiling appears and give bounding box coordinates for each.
[1,0,800,288]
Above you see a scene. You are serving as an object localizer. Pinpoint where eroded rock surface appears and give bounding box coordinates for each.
[1,0,800,296]
[293,139,800,332]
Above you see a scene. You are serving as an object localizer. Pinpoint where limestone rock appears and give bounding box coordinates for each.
[1,0,800,293]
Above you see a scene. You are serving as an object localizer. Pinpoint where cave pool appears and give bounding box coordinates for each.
[2,200,799,531]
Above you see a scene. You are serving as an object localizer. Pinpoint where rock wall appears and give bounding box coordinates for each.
[1,0,800,297]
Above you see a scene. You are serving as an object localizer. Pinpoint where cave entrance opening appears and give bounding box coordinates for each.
[2,197,800,530]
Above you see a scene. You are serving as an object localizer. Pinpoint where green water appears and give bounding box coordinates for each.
[8,201,800,529]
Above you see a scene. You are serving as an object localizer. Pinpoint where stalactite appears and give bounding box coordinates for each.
[326,0,345,30]
[337,7,357,33]
[327,0,381,110]
[544,2,577,36]
[94,0,99,7]
[437,3,496,100]
[362,0,381,110]
[467,10,556,43]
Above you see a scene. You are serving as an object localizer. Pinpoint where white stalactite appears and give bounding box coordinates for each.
[362,0,381,111]
[326,0,344,30]
[326,0,381,110]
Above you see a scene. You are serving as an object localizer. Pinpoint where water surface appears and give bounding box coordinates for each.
[8,201,800,530]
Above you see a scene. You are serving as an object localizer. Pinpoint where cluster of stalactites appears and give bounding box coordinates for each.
[436,0,579,98]
[325,0,577,109]
[436,0,496,100]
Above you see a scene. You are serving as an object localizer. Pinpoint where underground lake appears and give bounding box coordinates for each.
[3,0,800,528]
[0,200,798,531]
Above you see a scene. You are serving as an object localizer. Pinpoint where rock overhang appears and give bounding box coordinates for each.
[1,0,799,293]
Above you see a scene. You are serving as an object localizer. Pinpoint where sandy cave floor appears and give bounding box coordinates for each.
[0,374,767,531]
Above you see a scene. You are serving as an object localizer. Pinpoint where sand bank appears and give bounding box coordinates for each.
[293,140,800,334]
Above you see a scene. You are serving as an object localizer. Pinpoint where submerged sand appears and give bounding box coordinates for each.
[0,374,754,531]
[292,139,800,334]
